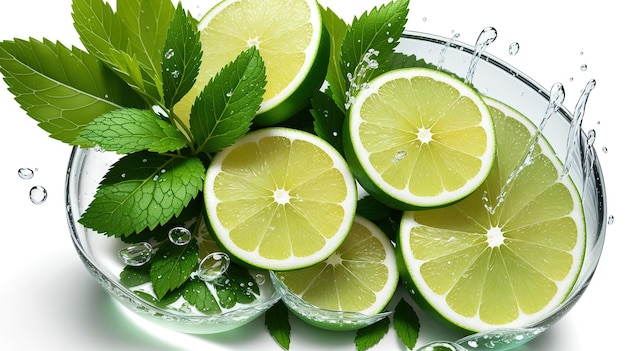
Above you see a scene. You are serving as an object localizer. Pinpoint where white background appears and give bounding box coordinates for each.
[0,0,622,350]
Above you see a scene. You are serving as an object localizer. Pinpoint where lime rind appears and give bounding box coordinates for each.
[398,96,586,332]
[205,127,357,271]
[345,67,496,209]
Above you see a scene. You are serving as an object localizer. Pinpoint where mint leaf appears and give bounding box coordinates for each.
[214,264,260,309]
[340,0,409,110]
[0,38,143,144]
[162,2,201,109]
[265,300,291,350]
[190,47,266,154]
[71,0,174,103]
[319,5,349,111]
[77,108,188,154]
[393,298,420,350]
[311,90,344,154]
[182,278,222,315]
[120,264,151,288]
[355,316,390,351]
[387,52,436,70]
[78,152,205,236]
[151,240,199,299]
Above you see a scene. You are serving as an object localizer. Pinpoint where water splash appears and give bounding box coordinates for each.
[437,32,461,70]
[197,252,231,282]
[29,185,47,205]
[168,226,192,246]
[119,242,153,266]
[18,167,34,179]
[562,79,596,177]
[344,48,380,110]
[484,83,565,214]
[582,129,597,195]
[465,27,498,84]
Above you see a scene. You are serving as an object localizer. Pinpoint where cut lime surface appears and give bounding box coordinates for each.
[174,0,329,126]
[204,127,357,271]
[344,67,495,209]
[273,215,398,330]
[398,97,586,332]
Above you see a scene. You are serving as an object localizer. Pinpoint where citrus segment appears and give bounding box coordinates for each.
[204,127,357,271]
[273,215,398,330]
[398,97,586,332]
[174,0,329,126]
[344,67,495,209]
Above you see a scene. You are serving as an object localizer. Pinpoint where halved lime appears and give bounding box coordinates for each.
[174,0,329,126]
[344,67,496,209]
[204,127,357,271]
[398,97,586,332]
[273,215,398,330]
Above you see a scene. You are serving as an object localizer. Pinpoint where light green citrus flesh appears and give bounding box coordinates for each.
[174,0,329,126]
[204,127,357,271]
[398,97,586,332]
[275,215,398,314]
[344,67,496,209]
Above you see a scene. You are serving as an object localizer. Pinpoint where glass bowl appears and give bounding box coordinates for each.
[64,30,607,348]
[393,31,608,350]
[65,147,283,334]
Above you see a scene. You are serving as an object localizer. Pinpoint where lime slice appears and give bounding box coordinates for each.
[397,97,586,332]
[204,127,357,271]
[344,67,496,209]
[273,215,398,330]
[174,0,329,126]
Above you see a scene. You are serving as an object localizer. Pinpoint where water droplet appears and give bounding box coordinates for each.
[422,17,427,22]
[602,146,608,153]
[255,273,266,285]
[168,226,192,246]
[164,48,174,59]
[509,42,520,56]
[608,215,614,225]
[119,242,153,266]
[171,70,180,79]
[580,64,588,71]
[29,186,47,204]
[197,252,230,282]
[392,150,407,162]
[18,168,34,179]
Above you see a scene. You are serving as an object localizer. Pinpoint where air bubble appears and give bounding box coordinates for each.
[608,215,614,225]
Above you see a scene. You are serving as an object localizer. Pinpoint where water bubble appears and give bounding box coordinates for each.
[602,146,608,153]
[197,252,231,282]
[29,186,47,204]
[580,64,588,71]
[608,215,614,225]
[168,226,192,246]
[422,17,427,22]
[119,242,153,266]
[18,168,34,179]
[509,42,520,56]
